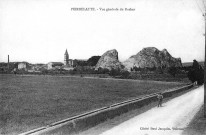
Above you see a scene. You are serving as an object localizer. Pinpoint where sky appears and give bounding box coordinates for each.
[0,0,205,64]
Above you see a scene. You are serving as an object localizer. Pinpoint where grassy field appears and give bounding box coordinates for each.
[0,74,188,134]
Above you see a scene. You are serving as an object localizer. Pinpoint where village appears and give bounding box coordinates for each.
[0,49,89,73]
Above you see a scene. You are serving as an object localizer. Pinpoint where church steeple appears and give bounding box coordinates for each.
[65,49,68,55]
[64,49,69,65]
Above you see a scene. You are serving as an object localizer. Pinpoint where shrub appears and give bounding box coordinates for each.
[120,70,130,79]
[97,67,110,74]
[187,67,204,85]
[167,66,177,77]
[109,68,121,77]
[155,67,163,74]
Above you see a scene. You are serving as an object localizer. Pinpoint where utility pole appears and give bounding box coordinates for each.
[204,11,206,118]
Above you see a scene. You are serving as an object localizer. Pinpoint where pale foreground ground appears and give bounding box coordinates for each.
[96,86,204,135]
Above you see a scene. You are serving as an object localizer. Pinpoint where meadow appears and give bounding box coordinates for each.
[0,74,187,134]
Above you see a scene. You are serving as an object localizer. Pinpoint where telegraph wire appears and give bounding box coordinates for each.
[193,0,204,14]
[202,0,206,9]
[201,0,206,12]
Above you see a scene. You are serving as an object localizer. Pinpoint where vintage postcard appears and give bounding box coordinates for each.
[0,0,205,135]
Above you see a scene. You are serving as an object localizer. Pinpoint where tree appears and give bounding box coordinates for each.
[120,70,130,78]
[97,67,109,74]
[109,68,121,77]
[133,66,141,71]
[196,66,204,85]
[148,66,156,71]
[156,67,163,74]
[130,67,133,71]
[167,66,177,77]
[188,60,204,85]
[192,59,199,70]
[187,69,196,83]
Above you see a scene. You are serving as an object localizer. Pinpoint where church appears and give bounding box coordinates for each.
[64,49,73,67]
[46,49,75,70]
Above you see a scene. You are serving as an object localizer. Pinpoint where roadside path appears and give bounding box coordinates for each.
[99,86,204,135]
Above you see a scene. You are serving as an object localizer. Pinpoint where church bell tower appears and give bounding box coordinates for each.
[64,49,69,65]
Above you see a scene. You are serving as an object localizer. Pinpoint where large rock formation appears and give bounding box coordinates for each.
[95,49,122,70]
[87,56,101,66]
[123,47,182,70]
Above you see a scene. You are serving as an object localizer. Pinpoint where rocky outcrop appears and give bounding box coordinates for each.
[87,56,101,66]
[123,47,182,70]
[95,49,123,70]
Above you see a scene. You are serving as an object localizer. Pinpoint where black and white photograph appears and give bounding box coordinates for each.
[0,0,205,135]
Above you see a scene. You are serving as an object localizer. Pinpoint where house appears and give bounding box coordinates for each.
[18,63,27,69]
[47,62,64,69]
[32,64,46,71]
[26,64,47,72]
[18,62,32,70]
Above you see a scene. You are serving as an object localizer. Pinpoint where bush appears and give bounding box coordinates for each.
[42,69,48,74]
[68,70,76,75]
[133,66,141,71]
[187,67,204,85]
[148,66,156,71]
[167,66,177,77]
[109,68,121,77]
[120,70,130,79]
[97,67,110,74]
[155,67,163,74]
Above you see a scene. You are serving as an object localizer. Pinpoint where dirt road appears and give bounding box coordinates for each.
[100,86,204,135]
